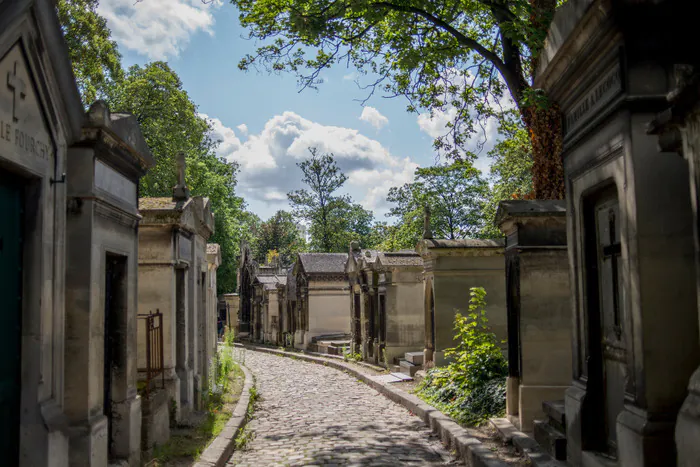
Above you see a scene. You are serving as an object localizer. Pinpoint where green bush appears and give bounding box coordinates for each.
[417,287,507,426]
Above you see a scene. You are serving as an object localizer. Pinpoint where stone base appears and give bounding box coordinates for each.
[68,415,109,467]
[676,367,700,467]
[141,388,170,456]
[176,368,194,418]
[518,385,570,433]
[111,394,141,466]
[566,384,677,467]
[506,376,520,419]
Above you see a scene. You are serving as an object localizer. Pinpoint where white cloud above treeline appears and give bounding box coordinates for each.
[98,0,222,60]
[359,106,389,130]
[207,111,418,217]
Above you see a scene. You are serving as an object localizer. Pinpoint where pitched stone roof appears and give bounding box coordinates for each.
[419,239,504,249]
[377,251,422,268]
[139,197,190,211]
[495,200,566,226]
[299,253,349,274]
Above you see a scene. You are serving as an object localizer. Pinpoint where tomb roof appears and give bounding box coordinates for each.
[299,253,349,274]
[495,200,566,226]
[377,251,422,268]
[139,197,191,211]
[416,238,504,256]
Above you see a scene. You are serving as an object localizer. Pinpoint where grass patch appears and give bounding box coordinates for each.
[147,342,245,466]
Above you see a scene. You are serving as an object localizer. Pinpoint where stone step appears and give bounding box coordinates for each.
[489,417,519,444]
[533,419,567,461]
[542,400,566,433]
[399,360,420,376]
[404,351,424,365]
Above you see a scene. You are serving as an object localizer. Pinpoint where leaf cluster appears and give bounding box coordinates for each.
[417,287,508,426]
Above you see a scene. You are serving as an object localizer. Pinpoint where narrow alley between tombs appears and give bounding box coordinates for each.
[227,350,462,467]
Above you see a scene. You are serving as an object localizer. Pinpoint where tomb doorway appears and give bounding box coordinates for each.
[0,171,24,466]
[583,184,627,458]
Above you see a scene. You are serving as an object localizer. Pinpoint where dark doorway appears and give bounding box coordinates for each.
[583,184,627,458]
[104,253,127,459]
[0,171,24,466]
[379,294,387,357]
[506,255,522,381]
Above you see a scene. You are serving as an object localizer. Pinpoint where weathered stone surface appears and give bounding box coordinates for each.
[227,351,461,466]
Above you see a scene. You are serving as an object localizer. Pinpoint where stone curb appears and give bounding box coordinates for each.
[242,344,510,467]
[193,363,255,467]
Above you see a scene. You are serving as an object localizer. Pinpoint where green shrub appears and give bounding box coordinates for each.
[417,287,507,426]
[342,346,362,362]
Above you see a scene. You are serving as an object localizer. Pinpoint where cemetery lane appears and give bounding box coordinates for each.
[227,350,462,466]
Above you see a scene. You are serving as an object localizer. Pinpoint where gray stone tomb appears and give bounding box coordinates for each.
[537,1,700,465]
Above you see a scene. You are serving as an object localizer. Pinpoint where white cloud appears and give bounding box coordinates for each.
[202,113,242,160]
[359,106,389,130]
[416,108,458,139]
[236,124,249,136]
[210,111,418,216]
[98,0,223,60]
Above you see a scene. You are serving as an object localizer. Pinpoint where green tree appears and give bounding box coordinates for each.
[385,161,489,249]
[254,210,306,265]
[57,0,123,107]
[481,112,533,237]
[288,148,350,252]
[234,0,564,199]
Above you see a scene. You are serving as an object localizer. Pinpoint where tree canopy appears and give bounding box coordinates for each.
[254,210,306,265]
[234,0,564,199]
[57,1,256,293]
[382,161,489,250]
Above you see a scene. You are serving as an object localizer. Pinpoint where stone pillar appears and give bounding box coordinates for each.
[496,200,572,433]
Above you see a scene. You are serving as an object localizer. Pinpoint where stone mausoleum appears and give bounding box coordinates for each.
[533,0,700,465]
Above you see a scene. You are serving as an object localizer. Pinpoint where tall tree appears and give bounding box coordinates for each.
[234,0,563,199]
[57,0,123,107]
[288,148,377,252]
[480,111,533,237]
[254,210,306,265]
[385,161,489,249]
[288,148,351,252]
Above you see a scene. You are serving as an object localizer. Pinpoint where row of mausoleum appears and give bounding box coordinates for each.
[1,1,223,465]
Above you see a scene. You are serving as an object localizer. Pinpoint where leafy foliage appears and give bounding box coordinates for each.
[288,148,380,252]
[382,161,489,250]
[57,0,123,107]
[480,111,533,237]
[57,4,253,294]
[417,287,508,426]
[233,0,565,198]
[254,210,306,265]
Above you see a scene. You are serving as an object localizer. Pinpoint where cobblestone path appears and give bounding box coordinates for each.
[227,350,462,467]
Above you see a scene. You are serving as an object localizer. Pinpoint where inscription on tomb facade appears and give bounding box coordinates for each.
[565,65,623,136]
[95,160,137,206]
[0,45,54,165]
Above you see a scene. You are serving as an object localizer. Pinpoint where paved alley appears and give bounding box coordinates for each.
[227,350,462,467]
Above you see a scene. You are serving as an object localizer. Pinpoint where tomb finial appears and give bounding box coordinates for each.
[172,151,190,200]
[422,204,433,239]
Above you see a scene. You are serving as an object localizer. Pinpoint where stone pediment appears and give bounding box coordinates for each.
[138,196,197,231]
[0,44,56,172]
[193,196,215,239]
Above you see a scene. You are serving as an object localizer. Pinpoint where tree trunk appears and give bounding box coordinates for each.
[523,104,565,200]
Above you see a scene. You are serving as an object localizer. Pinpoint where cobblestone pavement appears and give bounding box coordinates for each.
[227,350,462,467]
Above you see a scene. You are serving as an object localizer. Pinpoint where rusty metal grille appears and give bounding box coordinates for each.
[138,310,165,398]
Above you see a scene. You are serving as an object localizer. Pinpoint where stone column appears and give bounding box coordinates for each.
[496,200,572,433]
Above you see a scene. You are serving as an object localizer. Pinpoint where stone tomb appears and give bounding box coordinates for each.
[137,157,214,423]
[536,1,700,465]
[64,101,155,466]
[416,239,506,367]
[206,244,222,382]
[496,200,572,435]
[373,251,424,367]
[293,253,351,349]
[221,292,240,334]
[648,68,700,466]
[253,273,286,345]
[0,1,85,465]
[345,244,380,361]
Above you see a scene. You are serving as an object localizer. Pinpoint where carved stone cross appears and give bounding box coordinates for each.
[7,61,26,123]
[172,151,190,200]
[422,204,433,239]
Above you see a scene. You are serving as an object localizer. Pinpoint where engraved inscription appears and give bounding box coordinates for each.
[94,160,137,205]
[565,66,623,136]
[178,234,192,260]
[0,45,55,164]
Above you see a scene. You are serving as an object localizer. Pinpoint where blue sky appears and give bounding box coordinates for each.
[98,0,499,220]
